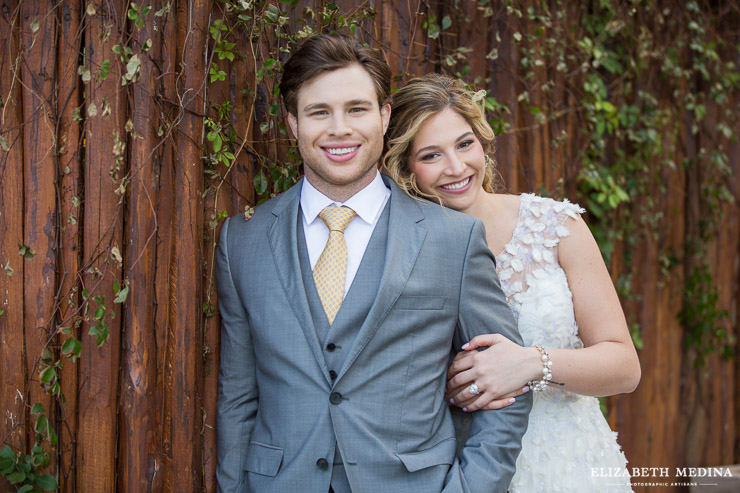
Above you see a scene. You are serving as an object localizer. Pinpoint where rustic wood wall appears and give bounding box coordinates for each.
[0,1,737,492]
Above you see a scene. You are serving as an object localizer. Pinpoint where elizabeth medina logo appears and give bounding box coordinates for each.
[591,466,735,488]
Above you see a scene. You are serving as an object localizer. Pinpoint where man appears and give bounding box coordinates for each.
[216,34,530,493]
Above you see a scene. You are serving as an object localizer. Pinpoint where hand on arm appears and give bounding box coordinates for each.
[445,334,537,411]
[448,215,640,412]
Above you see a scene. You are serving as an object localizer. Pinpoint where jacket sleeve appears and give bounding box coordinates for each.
[453,219,532,492]
[216,217,258,492]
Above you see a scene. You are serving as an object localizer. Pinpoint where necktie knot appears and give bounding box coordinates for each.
[319,206,356,233]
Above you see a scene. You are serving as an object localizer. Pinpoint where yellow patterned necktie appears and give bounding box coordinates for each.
[313,205,357,324]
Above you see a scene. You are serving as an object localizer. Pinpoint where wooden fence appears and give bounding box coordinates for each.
[0,1,737,491]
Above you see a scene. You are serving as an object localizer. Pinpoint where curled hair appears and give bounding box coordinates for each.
[383,74,498,201]
[280,34,391,115]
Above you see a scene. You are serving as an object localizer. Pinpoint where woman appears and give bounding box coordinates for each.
[383,74,640,492]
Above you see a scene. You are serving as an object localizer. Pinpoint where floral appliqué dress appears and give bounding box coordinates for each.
[498,194,632,493]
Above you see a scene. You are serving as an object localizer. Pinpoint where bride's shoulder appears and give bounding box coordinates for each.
[493,193,522,215]
[521,193,585,221]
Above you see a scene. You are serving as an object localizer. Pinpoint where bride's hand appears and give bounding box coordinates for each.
[446,387,526,411]
[445,333,541,411]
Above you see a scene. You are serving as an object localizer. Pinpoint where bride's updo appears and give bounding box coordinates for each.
[382,73,498,200]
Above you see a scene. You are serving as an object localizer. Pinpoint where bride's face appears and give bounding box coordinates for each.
[408,107,486,213]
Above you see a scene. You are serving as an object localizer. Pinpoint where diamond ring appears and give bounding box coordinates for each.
[468,383,481,395]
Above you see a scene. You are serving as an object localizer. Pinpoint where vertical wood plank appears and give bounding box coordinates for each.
[153,6,178,492]
[77,1,126,491]
[0,6,27,492]
[118,0,161,490]
[490,11,521,193]
[20,0,57,475]
[163,1,210,490]
[56,0,83,490]
[155,5,177,489]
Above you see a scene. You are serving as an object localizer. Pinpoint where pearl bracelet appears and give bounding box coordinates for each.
[528,345,552,392]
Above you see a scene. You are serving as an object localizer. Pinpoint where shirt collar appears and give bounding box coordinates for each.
[300,171,389,226]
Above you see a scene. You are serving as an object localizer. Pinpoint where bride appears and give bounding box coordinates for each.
[383,74,641,492]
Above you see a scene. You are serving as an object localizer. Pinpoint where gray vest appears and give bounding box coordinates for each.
[297,201,390,492]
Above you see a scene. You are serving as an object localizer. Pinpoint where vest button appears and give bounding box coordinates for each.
[326,343,336,352]
[316,458,329,470]
[330,392,343,405]
[329,370,337,380]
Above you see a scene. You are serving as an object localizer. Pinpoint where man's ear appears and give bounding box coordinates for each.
[287,112,298,139]
[380,103,391,135]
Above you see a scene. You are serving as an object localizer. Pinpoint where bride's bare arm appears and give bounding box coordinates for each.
[447,216,641,411]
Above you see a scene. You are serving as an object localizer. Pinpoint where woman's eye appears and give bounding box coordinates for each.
[420,152,439,161]
[458,140,474,149]
[349,107,367,113]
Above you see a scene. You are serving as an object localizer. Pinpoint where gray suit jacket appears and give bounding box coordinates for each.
[216,176,530,492]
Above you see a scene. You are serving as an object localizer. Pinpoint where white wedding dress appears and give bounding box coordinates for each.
[497,194,632,492]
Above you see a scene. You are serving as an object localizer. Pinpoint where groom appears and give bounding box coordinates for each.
[216,34,530,493]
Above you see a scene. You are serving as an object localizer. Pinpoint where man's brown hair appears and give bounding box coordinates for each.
[280,34,391,115]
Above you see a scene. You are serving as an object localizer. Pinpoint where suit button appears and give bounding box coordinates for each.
[316,458,329,470]
[330,392,343,405]
[329,370,337,380]
[326,343,336,352]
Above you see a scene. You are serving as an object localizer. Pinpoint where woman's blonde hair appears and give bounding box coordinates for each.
[382,74,497,201]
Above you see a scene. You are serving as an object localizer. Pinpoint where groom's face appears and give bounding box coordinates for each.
[287,64,391,199]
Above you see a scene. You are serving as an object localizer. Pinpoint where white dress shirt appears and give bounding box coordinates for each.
[300,171,391,297]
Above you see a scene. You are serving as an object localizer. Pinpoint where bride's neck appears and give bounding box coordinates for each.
[461,190,498,223]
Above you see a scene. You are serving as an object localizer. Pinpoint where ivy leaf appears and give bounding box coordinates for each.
[49,426,58,447]
[31,403,45,414]
[30,19,40,33]
[114,284,129,304]
[61,337,81,356]
[0,133,9,152]
[110,246,123,264]
[36,474,58,490]
[6,470,25,484]
[18,244,35,260]
[78,64,91,83]
[155,3,171,17]
[441,16,452,30]
[253,169,268,195]
[0,445,14,473]
[40,367,55,384]
[4,260,13,276]
[125,54,141,82]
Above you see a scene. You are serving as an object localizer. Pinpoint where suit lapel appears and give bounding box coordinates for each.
[268,179,329,376]
[338,177,427,379]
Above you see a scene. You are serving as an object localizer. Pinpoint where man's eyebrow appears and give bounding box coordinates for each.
[302,102,330,113]
[345,99,374,107]
[301,99,375,113]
